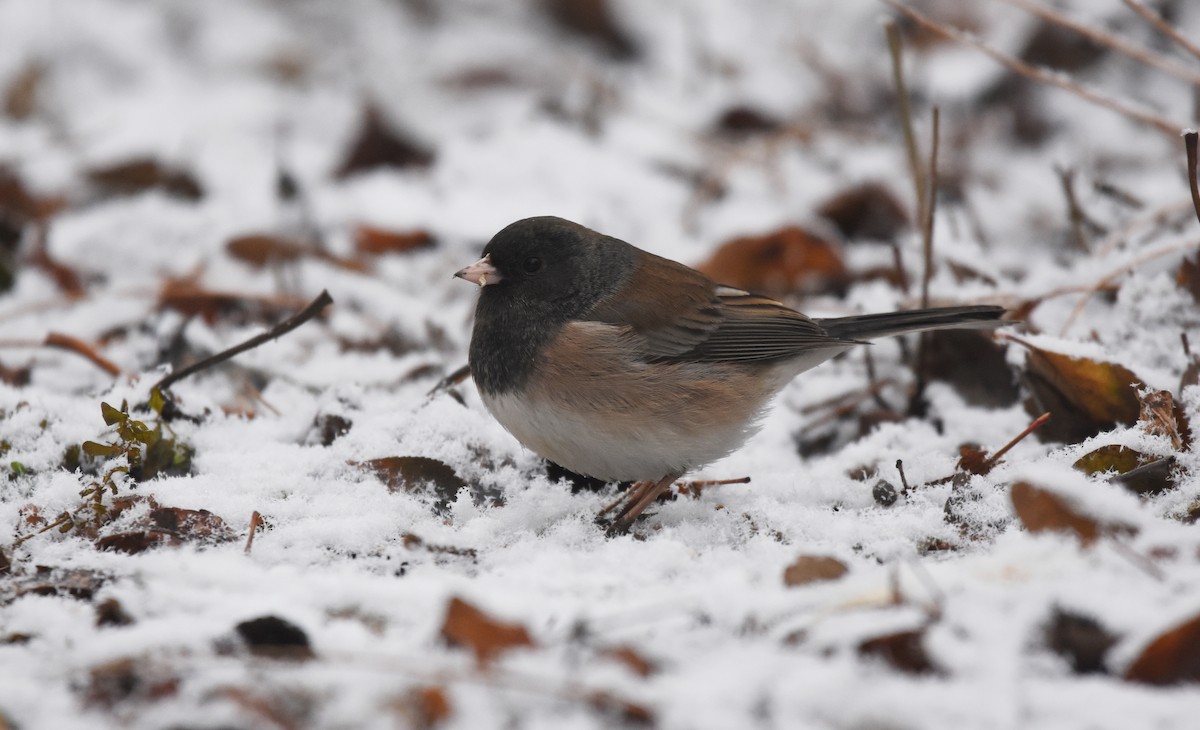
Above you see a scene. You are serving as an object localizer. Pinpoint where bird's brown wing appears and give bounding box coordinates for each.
[586,251,855,363]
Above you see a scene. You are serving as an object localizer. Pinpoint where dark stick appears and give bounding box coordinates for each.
[154,289,333,393]
[895,459,911,496]
[920,106,940,310]
[1055,166,1090,251]
[885,20,926,224]
[1185,131,1200,227]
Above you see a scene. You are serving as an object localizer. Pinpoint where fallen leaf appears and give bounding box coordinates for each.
[924,330,1019,408]
[816,182,909,241]
[783,555,848,587]
[85,158,203,201]
[357,456,470,512]
[858,628,938,675]
[95,598,134,627]
[696,226,848,298]
[1020,342,1141,443]
[13,568,104,601]
[354,225,436,255]
[1073,445,1175,495]
[600,644,658,677]
[227,234,367,272]
[391,686,453,729]
[311,413,352,446]
[587,691,655,726]
[1138,389,1184,451]
[157,277,308,325]
[541,0,639,60]
[336,103,434,179]
[96,507,235,553]
[1125,613,1200,685]
[712,105,783,138]
[235,615,315,660]
[440,596,535,666]
[85,658,179,708]
[1044,608,1117,674]
[1010,481,1134,545]
[4,61,44,121]
[1176,255,1200,304]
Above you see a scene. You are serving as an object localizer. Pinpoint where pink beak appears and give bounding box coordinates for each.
[454,254,501,287]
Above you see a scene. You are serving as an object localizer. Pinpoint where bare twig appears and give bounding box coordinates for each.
[920,106,940,309]
[885,20,926,223]
[981,412,1051,470]
[1058,238,1200,334]
[44,332,122,376]
[1185,131,1200,227]
[154,289,333,392]
[880,0,1183,136]
[244,511,263,555]
[1056,166,1091,251]
[895,459,912,496]
[1001,0,1200,85]
[1122,0,1200,63]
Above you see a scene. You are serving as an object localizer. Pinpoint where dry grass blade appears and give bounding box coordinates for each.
[885,20,925,221]
[879,0,1183,136]
[1122,0,1200,62]
[1001,0,1200,85]
[920,106,940,310]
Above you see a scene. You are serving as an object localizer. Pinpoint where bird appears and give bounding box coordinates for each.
[455,216,1006,534]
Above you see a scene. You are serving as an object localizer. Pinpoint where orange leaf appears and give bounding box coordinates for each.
[1019,340,1141,443]
[354,225,435,255]
[440,596,534,667]
[1125,613,1200,685]
[696,226,848,298]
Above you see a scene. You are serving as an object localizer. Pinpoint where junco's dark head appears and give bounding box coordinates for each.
[456,216,634,320]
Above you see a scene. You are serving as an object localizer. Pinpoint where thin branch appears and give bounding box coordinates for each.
[982,412,1051,470]
[154,289,333,392]
[920,106,941,309]
[1186,131,1200,227]
[1122,0,1200,63]
[880,0,1184,136]
[44,332,122,376]
[1055,166,1091,251]
[885,20,926,221]
[1001,0,1200,85]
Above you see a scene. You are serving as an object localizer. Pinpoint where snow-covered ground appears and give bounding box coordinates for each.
[2,0,1200,727]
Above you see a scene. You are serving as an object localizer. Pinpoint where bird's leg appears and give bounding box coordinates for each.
[605,473,680,535]
[596,481,651,519]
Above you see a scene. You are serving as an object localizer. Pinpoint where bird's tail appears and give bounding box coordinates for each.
[816,305,1007,341]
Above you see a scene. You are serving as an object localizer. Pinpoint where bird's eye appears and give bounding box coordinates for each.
[522,256,543,274]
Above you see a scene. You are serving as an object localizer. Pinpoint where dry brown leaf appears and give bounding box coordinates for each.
[858,628,938,675]
[354,225,436,255]
[696,226,848,298]
[85,158,203,201]
[1176,255,1200,304]
[1138,389,1184,451]
[816,181,909,241]
[783,555,848,587]
[4,61,44,121]
[711,105,783,138]
[391,686,453,729]
[1125,613,1200,685]
[358,456,467,495]
[1044,608,1117,675]
[440,596,535,667]
[85,658,179,708]
[1009,481,1127,545]
[600,644,658,677]
[96,507,235,554]
[336,103,434,179]
[541,0,639,60]
[925,330,1019,408]
[1020,342,1141,443]
[227,234,367,273]
[236,615,315,660]
[157,277,308,324]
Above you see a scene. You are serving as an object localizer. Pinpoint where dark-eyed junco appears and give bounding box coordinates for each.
[456,216,1005,533]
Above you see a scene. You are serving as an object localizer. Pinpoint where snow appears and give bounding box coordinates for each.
[2,0,1200,727]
